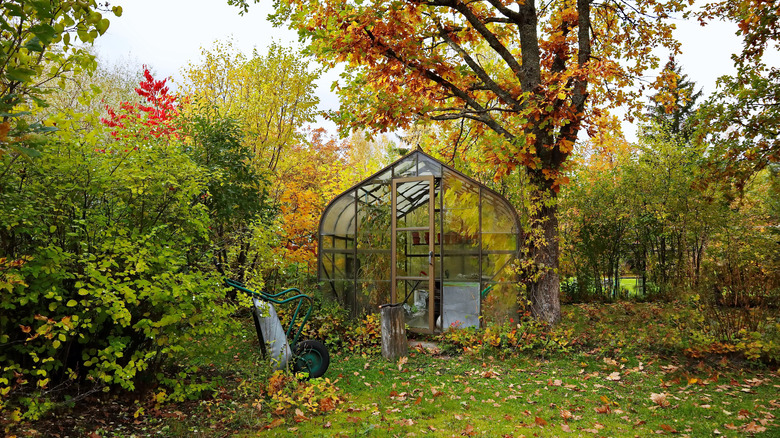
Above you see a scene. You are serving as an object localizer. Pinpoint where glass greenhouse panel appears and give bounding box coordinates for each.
[442,170,480,252]
[417,154,443,177]
[321,192,355,237]
[356,281,391,315]
[394,155,417,177]
[482,252,515,282]
[395,180,431,228]
[481,282,517,325]
[358,251,391,283]
[322,279,355,307]
[394,231,431,278]
[441,281,481,329]
[357,184,391,250]
[400,279,433,330]
[318,150,521,333]
[320,252,350,280]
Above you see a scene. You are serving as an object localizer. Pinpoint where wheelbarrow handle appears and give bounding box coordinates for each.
[225,278,313,347]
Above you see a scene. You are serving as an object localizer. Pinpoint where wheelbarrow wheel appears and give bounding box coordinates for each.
[292,340,329,379]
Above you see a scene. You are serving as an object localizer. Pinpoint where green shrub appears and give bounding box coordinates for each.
[438,315,573,357]
[0,132,232,419]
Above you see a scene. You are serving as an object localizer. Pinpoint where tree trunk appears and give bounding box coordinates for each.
[527,188,561,324]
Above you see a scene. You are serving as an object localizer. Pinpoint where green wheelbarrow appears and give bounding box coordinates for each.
[225,279,330,379]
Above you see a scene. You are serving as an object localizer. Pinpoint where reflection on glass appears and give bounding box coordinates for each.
[482,253,514,281]
[442,171,479,251]
[442,255,480,281]
[482,191,518,251]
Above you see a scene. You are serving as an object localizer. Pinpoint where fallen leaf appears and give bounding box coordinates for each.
[651,393,670,407]
[606,372,621,381]
[323,421,331,428]
[561,424,571,432]
[560,409,572,420]
[743,422,767,433]
[267,418,285,429]
[535,416,548,426]
[660,424,677,433]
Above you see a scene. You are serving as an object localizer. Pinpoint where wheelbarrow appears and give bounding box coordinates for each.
[225,279,330,379]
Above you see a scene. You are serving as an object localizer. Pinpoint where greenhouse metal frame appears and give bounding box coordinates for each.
[318,150,521,334]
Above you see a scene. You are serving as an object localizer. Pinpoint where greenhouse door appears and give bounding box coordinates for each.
[391,176,436,333]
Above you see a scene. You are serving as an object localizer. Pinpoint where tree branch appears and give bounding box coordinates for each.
[436,24,523,110]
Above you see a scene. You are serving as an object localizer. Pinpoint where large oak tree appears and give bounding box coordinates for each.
[234,0,685,323]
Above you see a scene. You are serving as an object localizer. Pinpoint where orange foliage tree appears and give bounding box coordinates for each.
[271,129,356,276]
[233,0,687,323]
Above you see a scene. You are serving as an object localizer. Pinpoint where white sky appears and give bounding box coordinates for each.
[94,0,772,141]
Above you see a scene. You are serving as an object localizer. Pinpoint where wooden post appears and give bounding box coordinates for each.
[380,304,407,360]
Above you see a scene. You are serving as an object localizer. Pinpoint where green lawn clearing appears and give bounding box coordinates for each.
[7,303,779,437]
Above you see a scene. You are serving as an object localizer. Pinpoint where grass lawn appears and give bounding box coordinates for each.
[258,352,777,437]
[9,303,779,437]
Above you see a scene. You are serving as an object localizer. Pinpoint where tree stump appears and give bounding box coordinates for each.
[379,304,407,361]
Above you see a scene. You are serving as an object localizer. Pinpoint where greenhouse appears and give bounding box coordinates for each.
[318,150,521,334]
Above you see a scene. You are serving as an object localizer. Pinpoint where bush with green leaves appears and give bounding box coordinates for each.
[0,121,232,419]
[182,113,274,283]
